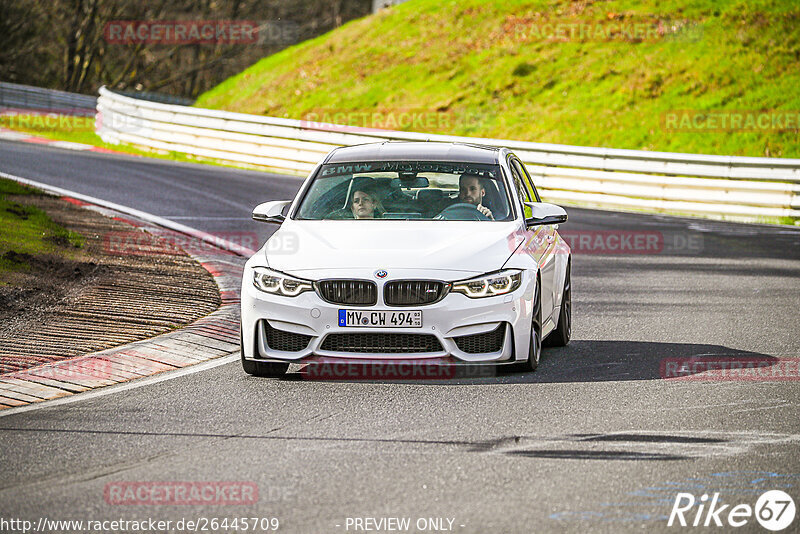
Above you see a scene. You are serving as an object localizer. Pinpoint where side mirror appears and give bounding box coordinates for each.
[524,202,567,228]
[253,200,291,224]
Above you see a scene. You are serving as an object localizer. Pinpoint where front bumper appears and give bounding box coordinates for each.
[241,266,536,365]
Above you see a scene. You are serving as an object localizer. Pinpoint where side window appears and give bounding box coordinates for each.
[507,158,532,218]
[512,158,541,202]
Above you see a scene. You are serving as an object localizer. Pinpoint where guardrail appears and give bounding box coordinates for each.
[0,82,97,114]
[96,86,800,223]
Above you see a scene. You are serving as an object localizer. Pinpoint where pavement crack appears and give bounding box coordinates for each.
[0,451,179,493]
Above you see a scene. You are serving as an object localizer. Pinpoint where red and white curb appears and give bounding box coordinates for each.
[0,174,253,411]
[0,127,129,155]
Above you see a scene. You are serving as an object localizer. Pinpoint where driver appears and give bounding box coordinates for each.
[458,173,494,219]
[348,182,385,219]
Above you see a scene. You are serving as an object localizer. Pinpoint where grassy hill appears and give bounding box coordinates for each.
[196,0,800,158]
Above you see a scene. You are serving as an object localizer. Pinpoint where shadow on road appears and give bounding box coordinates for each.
[282,340,781,385]
[513,340,781,384]
[0,426,737,461]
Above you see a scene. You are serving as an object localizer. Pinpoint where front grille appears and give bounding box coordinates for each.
[316,280,377,305]
[320,333,443,354]
[384,280,449,306]
[454,324,505,354]
[264,321,312,352]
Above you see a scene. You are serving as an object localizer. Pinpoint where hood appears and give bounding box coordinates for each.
[265,220,521,278]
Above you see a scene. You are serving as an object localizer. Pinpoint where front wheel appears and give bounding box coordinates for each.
[516,277,542,372]
[544,259,571,347]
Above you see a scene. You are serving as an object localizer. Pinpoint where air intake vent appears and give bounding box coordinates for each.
[320,333,443,354]
[453,324,505,354]
[384,280,449,306]
[264,321,312,352]
[316,280,377,305]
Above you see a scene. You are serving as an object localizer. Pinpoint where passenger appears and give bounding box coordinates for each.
[349,183,385,219]
[458,173,494,219]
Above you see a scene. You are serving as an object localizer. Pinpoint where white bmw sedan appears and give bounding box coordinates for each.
[240,142,572,377]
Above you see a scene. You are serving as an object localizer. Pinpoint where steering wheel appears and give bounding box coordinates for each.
[326,208,354,220]
[434,203,490,221]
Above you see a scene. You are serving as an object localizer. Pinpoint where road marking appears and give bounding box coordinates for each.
[0,130,31,141]
[0,354,238,418]
[163,216,250,220]
[49,141,94,151]
[0,128,129,155]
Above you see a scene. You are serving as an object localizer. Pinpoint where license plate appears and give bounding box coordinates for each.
[338,309,422,328]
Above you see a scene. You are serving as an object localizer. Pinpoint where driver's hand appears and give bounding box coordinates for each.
[477,203,494,220]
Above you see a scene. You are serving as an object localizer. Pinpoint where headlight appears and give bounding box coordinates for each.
[452,270,523,298]
[252,267,313,297]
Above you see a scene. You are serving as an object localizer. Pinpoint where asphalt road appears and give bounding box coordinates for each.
[1,140,799,533]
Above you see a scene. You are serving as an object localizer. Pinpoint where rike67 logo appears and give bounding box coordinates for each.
[668,490,796,530]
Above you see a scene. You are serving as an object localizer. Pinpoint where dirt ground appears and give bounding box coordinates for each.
[0,194,222,373]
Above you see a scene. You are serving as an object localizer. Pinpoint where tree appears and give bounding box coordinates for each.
[0,0,373,98]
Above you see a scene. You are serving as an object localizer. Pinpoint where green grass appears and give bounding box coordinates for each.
[196,0,800,158]
[0,178,83,276]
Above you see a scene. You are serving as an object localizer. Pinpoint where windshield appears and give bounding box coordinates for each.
[294,161,512,221]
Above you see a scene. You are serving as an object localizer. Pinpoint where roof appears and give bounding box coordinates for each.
[324,142,502,165]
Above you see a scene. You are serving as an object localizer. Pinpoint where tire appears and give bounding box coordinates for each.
[517,277,542,373]
[543,259,571,348]
[241,323,288,377]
